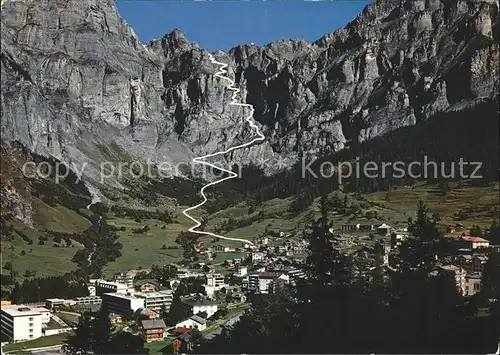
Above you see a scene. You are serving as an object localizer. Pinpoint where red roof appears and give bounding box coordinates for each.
[459,236,489,243]
[259,272,282,279]
[175,327,191,334]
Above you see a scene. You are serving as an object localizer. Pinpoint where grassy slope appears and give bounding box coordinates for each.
[2,219,84,278]
[203,181,499,240]
[2,181,497,278]
[92,181,500,274]
[101,215,185,277]
[31,198,91,233]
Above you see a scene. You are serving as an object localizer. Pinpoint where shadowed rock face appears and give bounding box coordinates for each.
[1,0,498,185]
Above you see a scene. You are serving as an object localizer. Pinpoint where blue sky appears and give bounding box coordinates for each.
[116,0,371,51]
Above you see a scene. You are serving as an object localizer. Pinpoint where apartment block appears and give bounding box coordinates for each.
[101,293,145,316]
[1,305,49,341]
[135,290,173,313]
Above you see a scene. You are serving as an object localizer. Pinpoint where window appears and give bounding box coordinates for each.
[29,335,34,339]
[29,317,33,321]
[29,323,33,327]
[29,329,33,333]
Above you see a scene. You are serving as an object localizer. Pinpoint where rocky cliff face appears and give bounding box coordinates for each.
[1,0,498,189]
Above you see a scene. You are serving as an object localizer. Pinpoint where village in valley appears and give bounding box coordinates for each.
[1,215,496,354]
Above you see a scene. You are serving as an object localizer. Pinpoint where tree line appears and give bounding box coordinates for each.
[199,199,500,354]
[216,100,499,212]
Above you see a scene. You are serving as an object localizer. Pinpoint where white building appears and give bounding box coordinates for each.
[203,285,216,298]
[465,273,482,296]
[45,298,66,310]
[96,280,130,296]
[101,293,145,316]
[286,268,306,282]
[243,274,260,292]
[251,252,265,263]
[206,273,225,288]
[88,285,96,296]
[114,272,135,288]
[459,236,490,249]
[440,265,467,295]
[183,299,218,318]
[258,272,289,294]
[391,231,410,248]
[74,296,102,305]
[33,307,51,324]
[175,315,207,331]
[1,305,48,341]
[135,290,173,313]
[235,266,248,277]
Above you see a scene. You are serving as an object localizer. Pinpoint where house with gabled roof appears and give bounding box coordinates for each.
[141,319,166,343]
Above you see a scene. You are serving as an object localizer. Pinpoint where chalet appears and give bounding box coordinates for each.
[377,223,392,236]
[457,236,490,249]
[176,331,195,353]
[471,255,488,272]
[134,279,159,293]
[455,254,473,268]
[139,308,158,320]
[141,319,167,343]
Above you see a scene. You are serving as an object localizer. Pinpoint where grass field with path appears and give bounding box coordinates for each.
[102,215,186,276]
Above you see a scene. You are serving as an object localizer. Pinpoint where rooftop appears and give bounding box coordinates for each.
[175,327,191,334]
[190,315,207,324]
[259,272,282,279]
[102,292,142,301]
[377,223,392,229]
[97,280,129,288]
[46,298,66,302]
[342,219,382,226]
[206,273,224,278]
[141,319,166,330]
[460,236,489,243]
[134,290,173,298]
[1,305,44,317]
[134,279,159,287]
